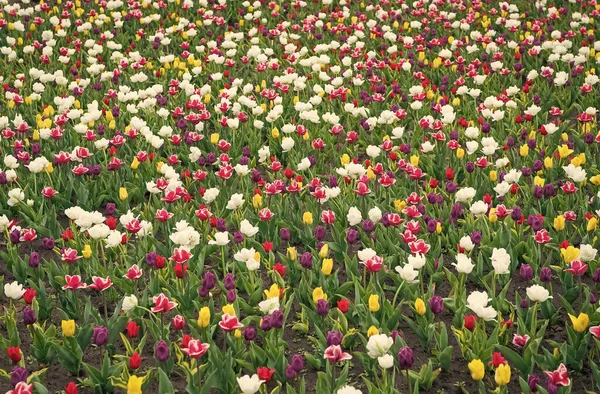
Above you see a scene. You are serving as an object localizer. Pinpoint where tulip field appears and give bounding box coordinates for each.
[2,0,600,393]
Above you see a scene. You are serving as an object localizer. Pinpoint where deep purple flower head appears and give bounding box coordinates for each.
[520,264,534,281]
[92,326,109,346]
[300,252,313,269]
[9,367,28,387]
[398,347,414,369]
[28,252,40,268]
[316,299,330,316]
[233,231,244,244]
[203,272,216,290]
[280,228,290,241]
[155,340,170,362]
[429,296,444,314]
[223,273,235,290]
[326,331,343,347]
[540,267,552,283]
[243,327,255,341]
[291,355,304,372]
[23,306,36,325]
[528,374,540,392]
[315,225,326,241]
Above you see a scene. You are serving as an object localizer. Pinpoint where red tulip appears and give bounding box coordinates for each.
[129,352,142,369]
[464,315,477,331]
[257,367,275,383]
[126,321,140,338]
[512,334,530,349]
[273,263,286,276]
[262,241,273,253]
[64,382,78,394]
[22,288,36,304]
[337,299,350,313]
[7,346,21,363]
[488,352,507,368]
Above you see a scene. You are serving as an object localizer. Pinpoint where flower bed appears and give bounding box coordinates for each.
[0,0,600,393]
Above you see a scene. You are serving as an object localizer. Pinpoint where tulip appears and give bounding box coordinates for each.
[127,375,144,394]
[7,347,21,363]
[155,340,170,362]
[237,374,264,394]
[468,359,485,381]
[398,347,414,369]
[321,258,333,276]
[10,367,28,387]
[82,245,92,259]
[129,352,142,369]
[414,298,426,315]
[92,326,109,346]
[495,363,511,386]
[302,212,313,224]
[119,187,128,201]
[312,287,327,304]
[62,320,76,337]
[569,313,589,333]
[198,307,210,328]
[368,294,380,312]
[429,296,444,314]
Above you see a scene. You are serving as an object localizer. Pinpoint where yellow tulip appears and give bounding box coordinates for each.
[367,326,379,337]
[82,245,92,259]
[222,304,236,317]
[587,217,598,232]
[561,245,580,263]
[32,130,40,141]
[415,298,426,316]
[456,148,465,159]
[271,128,280,138]
[554,215,565,231]
[366,167,376,180]
[534,176,545,187]
[127,375,144,394]
[452,97,460,106]
[340,154,350,165]
[252,194,262,209]
[394,200,406,212]
[569,313,590,333]
[519,145,529,157]
[130,157,140,170]
[303,212,313,225]
[468,359,485,381]
[557,144,573,159]
[45,163,54,174]
[264,284,279,299]
[321,258,333,276]
[368,294,380,312]
[234,329,242,339]
[410,155,419,167]
[312,287,327,304]
[119,187,128,201]
[489,170,497,182]
[62,320,76,337]
[436,222,442,234]
[198,307,210,328]
[319,244,329,258]
[489,208,498,223]
[591,174,600,186]
[495,364,511,386]
[287,247,297,261]
[210,133,219,144]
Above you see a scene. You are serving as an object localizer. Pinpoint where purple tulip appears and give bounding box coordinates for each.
[398,347,414,369]
[9,367,28,387]
[223,273,235,290]
[528,374,540,392]
[155,340,170,362]
[326,331,343,346]
[299,252,313,269]
[429,296,444,314]
[540,267,552,283]
[316,299,330,316]
[92,326,109,346]
[520,264,534,281]
[243,327,255,341]
[291,355,304,372]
